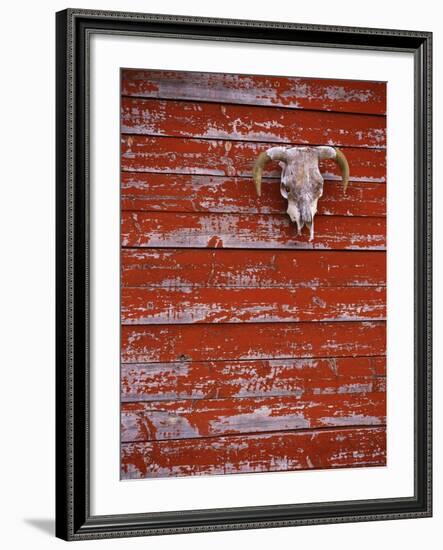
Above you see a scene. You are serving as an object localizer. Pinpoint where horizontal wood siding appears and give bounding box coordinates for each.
[120,69,386,479]
[121,427,386,479]
[121,392,386,442]
[121,356,386,402]
[121,98,386,147]
[122,70,387,115]
[121,136,386,181]
[121,321,386,364]
[121,249,386,288]
[121,212,386,250]
[121,173,386,217]
[121,286,386,324]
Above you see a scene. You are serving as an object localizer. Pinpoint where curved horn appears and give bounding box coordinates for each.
[334,147,350,194]
[253,152,271,197]
[253,147,288,197]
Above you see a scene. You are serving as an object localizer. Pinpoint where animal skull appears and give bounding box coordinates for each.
[253,146,349,241]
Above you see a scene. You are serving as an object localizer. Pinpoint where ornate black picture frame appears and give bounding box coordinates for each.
[55,8,432,541]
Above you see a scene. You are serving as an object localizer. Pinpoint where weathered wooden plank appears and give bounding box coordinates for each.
[121,392,386,442]
[373,377,386,393]
[121,98,386,148]
[121,70,387,115]
[121,426,387,478]
[121,136,386,182]
[121,211,386,250]
[121,172,386,217]
[373,356,387,375]
[121,286,386,325]
[121,321,386,364]
[121,249,386,289]
[372,356,387,393]
[121,357,386,402]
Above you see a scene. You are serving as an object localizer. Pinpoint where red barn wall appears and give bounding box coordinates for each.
[120,69,387,479]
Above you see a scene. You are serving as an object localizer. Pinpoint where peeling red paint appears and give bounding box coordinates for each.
[121,392,386,442]
[121,211,386,250]
[121,172,386,217]
[121,286,386,324]
[122,69,387,115]
[121,357,385,402]
[121,97,386,148]
[121,427,387,479]
[121,136,386,182]
[121,249,386,288]
[121,321,386,364]
[120,69,387,479]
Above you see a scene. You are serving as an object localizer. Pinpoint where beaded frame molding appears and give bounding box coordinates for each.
[55,8,432,541]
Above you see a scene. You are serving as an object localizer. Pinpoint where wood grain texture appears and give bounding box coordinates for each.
[121,392,386,442]
[121,356,386,402]
[121,136,386,182]
[372,356,387,375]
[121,172,386,217]
[121,426,387,479]
[121,211,386,250]
[122,70,387,115]
[121,98,386,148]
[121,321,386,364]
[121,249,386,288]
[121,286,386,325]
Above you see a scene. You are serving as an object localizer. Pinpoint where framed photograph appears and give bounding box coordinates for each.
[55,8,432,540]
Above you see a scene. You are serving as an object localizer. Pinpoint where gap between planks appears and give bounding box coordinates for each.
[120,94,388,119]
[120,246,387,253]
[120,384,386,405]
[120,318,387,327]
[120,423,388,445]
[120,353,387,364]
[120,210,387,220]
[121,285,387,290]
[120,170,388,183]
[120,130,386,150]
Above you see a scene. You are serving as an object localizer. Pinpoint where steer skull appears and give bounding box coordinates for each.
[253,146,349,241]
